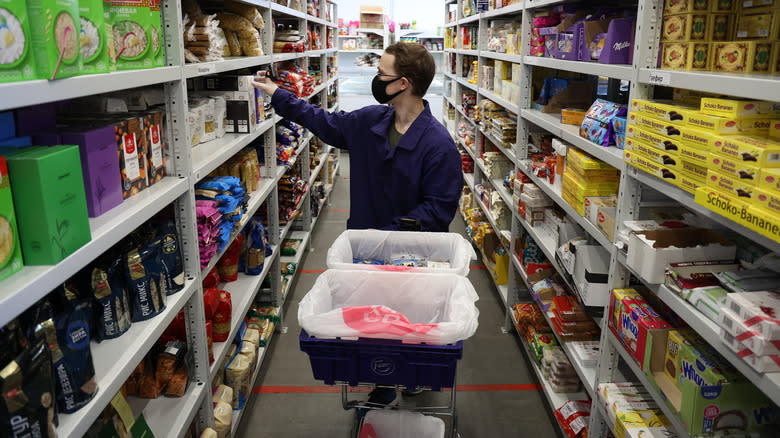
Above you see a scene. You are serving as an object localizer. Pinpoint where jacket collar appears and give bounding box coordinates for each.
[370,100,433,151]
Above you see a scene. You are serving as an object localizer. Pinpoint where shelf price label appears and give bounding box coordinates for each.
[647,71,671,86]
[196,64,217,75]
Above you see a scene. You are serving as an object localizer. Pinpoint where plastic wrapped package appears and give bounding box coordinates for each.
[218,234,243,282]
[298,270,480,345]
[212,95,226,138]
[214,401,232,438]
[201,428,218,438]
[225,31,241,56]
[213,290,232,342]
[188,101,206,146]
[326,230,477,276]
[213,384,233,405]
[225,354,251,408]
[201,98,216,142]
[224,0,264,28]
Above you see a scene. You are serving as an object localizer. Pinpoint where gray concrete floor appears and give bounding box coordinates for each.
[236,104,559,437]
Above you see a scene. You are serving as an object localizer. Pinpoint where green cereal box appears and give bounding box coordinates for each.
[148,0,163,67]
[0,0,37,83]
[78,0,110,74]
[0,156,23,281]
[107,0,153,70]
[27,0,83,79]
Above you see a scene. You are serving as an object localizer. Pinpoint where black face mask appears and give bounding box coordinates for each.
[372,75,405,104]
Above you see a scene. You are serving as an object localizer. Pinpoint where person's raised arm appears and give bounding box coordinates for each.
[384,147,463,232]
[252,76,355,149]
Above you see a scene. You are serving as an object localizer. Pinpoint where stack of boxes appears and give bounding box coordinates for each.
[660,0,779,73]
[626,96,780,242]
[562,148,619,218]
[597,382,672,438]
[491,61,521,103]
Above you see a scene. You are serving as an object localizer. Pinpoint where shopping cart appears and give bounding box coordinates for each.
[299,330,462,438]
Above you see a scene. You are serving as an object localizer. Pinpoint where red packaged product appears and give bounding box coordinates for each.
[206,320,214,364]
[213,290,232,342]
[551,316,599,342]
[552,296,589,322]
[203,288,220,320]
[554,400,591,438]
[218,234,243,282]
[203,267,220,289]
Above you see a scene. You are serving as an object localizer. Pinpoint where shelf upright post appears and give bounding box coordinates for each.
[162,0,214,432]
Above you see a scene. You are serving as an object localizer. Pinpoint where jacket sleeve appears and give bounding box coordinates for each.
[384,145,464,232]
[271,88,358,149]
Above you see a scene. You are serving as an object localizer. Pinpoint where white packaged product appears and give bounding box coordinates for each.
[298,270,479,345]
[360,410,445,438]
[326,230,477,276]
[720,307,780,356]
[212,95,227,138]
[721,330,780,373]
[202,98,216,142]
[214,401,232,438]
[200,428,217,438]
[724,291,780,340]
[188,101,206,146]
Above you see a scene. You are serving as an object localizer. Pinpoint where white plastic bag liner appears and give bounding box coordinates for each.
[359,410,445,438]
[298,270,479,345]
[327,230,477,276]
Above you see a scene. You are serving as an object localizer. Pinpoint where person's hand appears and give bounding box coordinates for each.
[252,74,279,97]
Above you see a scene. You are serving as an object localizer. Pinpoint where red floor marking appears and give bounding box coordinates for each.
[470,265,486,270]
[330,209,350,213]
[299,269,325,274]
[254,383,541,394]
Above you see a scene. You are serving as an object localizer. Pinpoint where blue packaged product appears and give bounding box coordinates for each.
[580,99,627,146]
[0,136,32,147]
[353,258,384,265]
[91,253,132,341]
[0,112,15,140]
[125,244,166,322]
[244,218,267,275]
[156,221,185,295]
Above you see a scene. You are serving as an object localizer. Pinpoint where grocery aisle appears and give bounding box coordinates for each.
[237,153,559,437]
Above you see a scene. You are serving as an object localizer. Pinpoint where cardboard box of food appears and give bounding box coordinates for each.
[1,146,91,264]
[681,286,730,322]
[561,108,587,126]
[735,9,780,40]
[661,13,708,41]
[630,99,696,124]
[706,168,757,200]
[27,0,83,79]
[686,111,770,135]
[724,291,780,340]
[627,228,737,284]
[60,126,123,217]
[661,41,712,70]
[573,244,611,306]
[717,135,780,168]
[608,288,673,369]
[0,157,23,281]
[625,138,682,169]
[678,171,704,193]
[694,186,780,243]
[722,330,780,373]
[758,167,780,192]
[708,13,736,40]
[709,152,762,183]
[567,147,617,171]
[771,119,780,139]
[642,328,780,436]
[720,306,780,356]
[629,113,720,151]
[665,260,740,294]
[754,187,780,215]
[625,149,683,184]
[678,142,709,165]
[711,40,773,73]
[700,97,778,117]
[585,196,617,224]
[681,159,708,180]
[597,205,617,241]
[664,0,711,14]
[626,124,684,153]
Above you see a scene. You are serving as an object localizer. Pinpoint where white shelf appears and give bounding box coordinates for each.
[0,177,188,328]
[0,67,181,112]
[357,28,385,35]
[456,77,479,93]
[55,279,198,438]
[479,126,517,164]
[521,109,625,171]
[490,178,515,211]
[470,175,513,244]
[445,20,458,28]
[307,15,330,26]
[626,165,780,254]
[519,161,615,252]
[273,52,306,61]
[480,51,523,63]
[182,56,273,79]
[307,49,328,56]
[192,117,276,181]
[615,252,780,406]
[638,69,780,102]
[309,151,329,186]
[129,380,207,438]
[482,2,524,17]
[339,49,384,55]
[210,244,280,381]
[526,0,567,9]
[511,311,589,436]
[455,48,480,56]
[607,331,692,438]
[479,88,520,115]
[270,1,307,19]
[200,175,280,277]
[524,57,634,81]
[231,326,276,435]
[459,14,480,25]
[306,80,330,99]
[281,230,311,265]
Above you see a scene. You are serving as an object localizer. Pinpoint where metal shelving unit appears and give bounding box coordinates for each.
[0,0,341,436]
[443,1,780,437]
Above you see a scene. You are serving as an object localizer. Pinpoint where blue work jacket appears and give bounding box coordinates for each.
[271,88,463,232]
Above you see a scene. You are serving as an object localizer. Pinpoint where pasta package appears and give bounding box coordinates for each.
[0,0,37,83]
[213,290,232,342]
[225,31,241,56]
[27,0,83,79]
[224,1,264,29]
[78,0,111,75]
[212,384,233,405]
[107,0,153,71]
[224,354,250,408]
[213,401,232,438]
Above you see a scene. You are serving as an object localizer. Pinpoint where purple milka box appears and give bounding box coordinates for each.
[599,17,635,65]
[15,103,57,136]
[61,126,123,217]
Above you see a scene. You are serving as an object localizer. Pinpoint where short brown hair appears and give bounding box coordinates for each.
[385,43,436,97]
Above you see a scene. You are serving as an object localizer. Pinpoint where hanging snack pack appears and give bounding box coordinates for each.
[26,0,83,79]
[156,220,185,295]
[78,0,111,74]
[52,285,98,413]
[0,337,57,438]
[0,0,36,83]
[90,253,132,341]
[107,0,153,71]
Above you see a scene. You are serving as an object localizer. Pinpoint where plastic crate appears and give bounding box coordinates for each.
[299,330,462,391]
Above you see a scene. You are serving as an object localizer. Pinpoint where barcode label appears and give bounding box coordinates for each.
[768,153,780,163]
[648,71,671,85]
[571,416,588,434]
[730,300,741,314]
[737,31,748,38]
[759,30,769,37]
[722,315,734,331]
[744,0,753,6]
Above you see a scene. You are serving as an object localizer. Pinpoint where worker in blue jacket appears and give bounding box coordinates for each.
[253,42,462,232]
